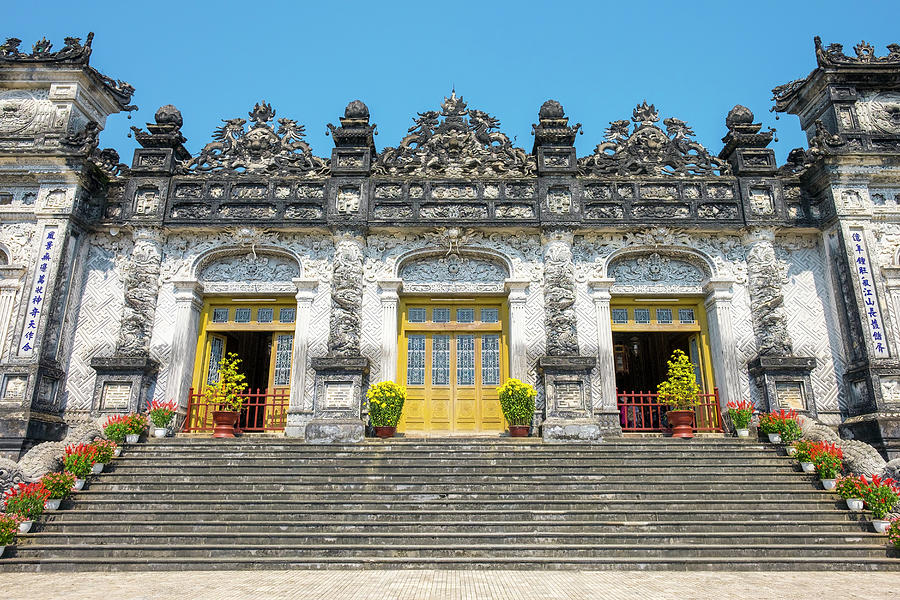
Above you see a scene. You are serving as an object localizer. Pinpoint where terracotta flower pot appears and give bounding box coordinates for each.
[508,425,530,437]
[374,426,396,439]
[667,410,695,439]
[212,410,239,438]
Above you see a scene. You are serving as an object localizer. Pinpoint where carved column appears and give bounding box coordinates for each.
[744,228,817,416]
[539,229,600,442]
[164,280,203,419]
[588,278,622,435]
[377,279,402,383]
[306,231,370,443]
[704,279,744,413]
[90,228,162,415]
[505,279,530,380]
[285,278,318,437]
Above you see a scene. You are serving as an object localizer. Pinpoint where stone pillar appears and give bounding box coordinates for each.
[165,280,203,416]
[505,279,530,380]
[588,278,622,436]
[743,228,817,415]
[539,230,600,442]
[90,228,162,415]
[306,232,370,443]
[703,279,744,412]
[0,269,24,359]
[377,279,402,383]
[285,278,318,437]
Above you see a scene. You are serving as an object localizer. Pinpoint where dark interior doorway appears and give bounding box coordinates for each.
[612,331,696,392]
[222,331,272,430]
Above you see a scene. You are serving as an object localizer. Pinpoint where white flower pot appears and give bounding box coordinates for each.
[125,434,140,444]
[153,427,167,438]
[18,519,33,534]
[736,428,749,438]
[873,519,890,534]
[767,433,782,444]
[73,478,85,491]
[800,462,815,473]
[91,463,104,474]
[44,498,61,511]
[846,497,864,511]
[820,478,837,490]
[113,447,122,457]
[786,446,797,456]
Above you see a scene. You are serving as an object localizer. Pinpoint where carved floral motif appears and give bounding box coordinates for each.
[199,253,300,283]
[400,254,508,284]
[609,252,704,286]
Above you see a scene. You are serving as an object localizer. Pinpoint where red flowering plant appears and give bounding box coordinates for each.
[39,472,76,500]
[887,519,900,548]
[0,513,20,546]
[861,475,900,520]
[759,409,801,442]
[124,413,147,436]
[809,441,843,479]
[147,400,177,428]
[758,411,783,435]
[835,474,868,500]
[792,439,816,463]
[726,400,754,430]
[3,482,50,521]
[63,443,98,479]
[89,438,117,464]
[102,415,128,444]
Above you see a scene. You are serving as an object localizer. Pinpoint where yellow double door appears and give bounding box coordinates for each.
[398,303,508,434]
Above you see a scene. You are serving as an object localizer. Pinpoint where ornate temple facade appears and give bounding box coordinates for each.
[1,34,900,457]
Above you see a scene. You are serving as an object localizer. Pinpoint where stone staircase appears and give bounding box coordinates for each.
[3,437,899,571]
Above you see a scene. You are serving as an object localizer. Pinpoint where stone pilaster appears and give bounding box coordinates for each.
[505,279,530,380]
[703,279,745,412]
[589,278,622,436]
[284,278,318,437]
[306,231,369,443]
[164,280,203,419]
[377,279,402,384]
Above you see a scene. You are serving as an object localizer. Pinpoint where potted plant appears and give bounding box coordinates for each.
[366,381,407,438]
[124,413,147,444]
[63,443,98,490]
[89,438,117,473]
[861,474,900,533]
[888,519,900,549]
[656,349,701,439]
[103,415,128,455]
[40,472,76,510]
[835,474,867,511]
[3,482,49,534]
[147,400,178,438]
[0,513,19,557]
[793,440,816,473]
[809,441,843,489]
[497,378,537,437]
[203,352,248,438]
[779,412,802,452]
[726,399,754,438]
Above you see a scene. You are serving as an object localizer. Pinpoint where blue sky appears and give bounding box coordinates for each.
[5,1,898,164]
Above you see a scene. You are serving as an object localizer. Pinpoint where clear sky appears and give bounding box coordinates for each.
[5,0,898,164]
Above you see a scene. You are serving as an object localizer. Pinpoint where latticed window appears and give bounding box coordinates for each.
[279,308,296,323]
[480,308,499,323]
[634,308,650,324]
[611,308,628,324]
[206,337,224,385]
[257,308,274,323]
[409,308,427,323]
[432,335,450,385]
[656,308,673,324]
[234,308,251,323]
[482,334,500,385]
[212,308,229,323]
[678,308,696,323]
[407,335,426,385]
[457,335,475,385]
[432,308,450,323]
[457,308,475,323]
[273,334,294,386]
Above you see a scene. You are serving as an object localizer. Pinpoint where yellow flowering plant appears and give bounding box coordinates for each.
[657,349,701,410]
[203,352,248,411]
[497,378,536,426]
[367,381,406,427]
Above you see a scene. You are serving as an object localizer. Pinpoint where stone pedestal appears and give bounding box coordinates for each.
[839,411,900,460]
[90,356,158,414]
[538,356,600,442]
[748,355,817,416]
[305,356,369,444]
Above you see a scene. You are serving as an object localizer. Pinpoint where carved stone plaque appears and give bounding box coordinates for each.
[100,382,132,410]
[555,381,583,410]
[775,382,805,411]
[324,382,354,409]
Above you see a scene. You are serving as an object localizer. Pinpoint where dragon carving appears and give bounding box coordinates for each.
[579,102,730,177]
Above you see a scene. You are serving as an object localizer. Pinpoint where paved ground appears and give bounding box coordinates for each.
[0,570,896,600]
